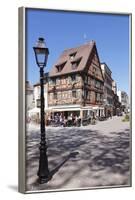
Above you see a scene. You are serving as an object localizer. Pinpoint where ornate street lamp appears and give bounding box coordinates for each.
[33,37,51,184]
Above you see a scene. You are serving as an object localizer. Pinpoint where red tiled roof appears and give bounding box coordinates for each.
[49,41,95,77]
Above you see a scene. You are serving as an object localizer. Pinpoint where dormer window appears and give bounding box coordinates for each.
[55,61,66,73]
[69,52,77,60]
[56,64,64,72]
[72,62,78,70]
[71,57,82,70]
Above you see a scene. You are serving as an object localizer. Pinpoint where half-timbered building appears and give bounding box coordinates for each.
[48,41,104,119]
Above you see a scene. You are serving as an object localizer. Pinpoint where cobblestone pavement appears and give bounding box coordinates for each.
[26,116,131,192]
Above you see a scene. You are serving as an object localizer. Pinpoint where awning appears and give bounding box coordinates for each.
[28,106,104,114]
[81,106,93,110]
[93,107,104,110]
[50,106,95,112]
[52,107,81,112]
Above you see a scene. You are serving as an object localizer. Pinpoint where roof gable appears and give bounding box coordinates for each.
[85,45,104,82]
[49,41,95,77]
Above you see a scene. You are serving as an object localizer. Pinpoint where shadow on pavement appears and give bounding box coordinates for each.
[26,127,131,190]
[50,152,79,177]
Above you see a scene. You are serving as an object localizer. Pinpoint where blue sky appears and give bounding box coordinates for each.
[26,9,130,95]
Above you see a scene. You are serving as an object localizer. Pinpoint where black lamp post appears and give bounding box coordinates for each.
[33,37,51,184]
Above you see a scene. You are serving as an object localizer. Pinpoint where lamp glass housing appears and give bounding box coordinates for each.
[33,38,49,68]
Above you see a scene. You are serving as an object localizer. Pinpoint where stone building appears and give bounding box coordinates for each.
[48,41,104,119]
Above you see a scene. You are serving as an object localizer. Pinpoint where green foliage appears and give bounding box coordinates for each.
[122,114,130,122]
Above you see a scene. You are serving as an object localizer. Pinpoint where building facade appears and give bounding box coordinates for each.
[48,41,104,119]
[117,90,129,112]
[112,80,121,115]
[28,73,49,122]
[26,81,34,110]
[101,63,114,117]
[34,75,49,110]
[112,80,117,95]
